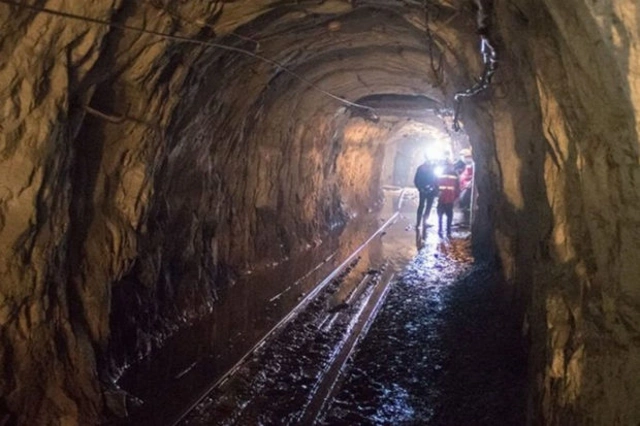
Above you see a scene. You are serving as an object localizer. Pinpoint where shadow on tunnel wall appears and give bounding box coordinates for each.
[527,4,640,424]
[467,1,640,423]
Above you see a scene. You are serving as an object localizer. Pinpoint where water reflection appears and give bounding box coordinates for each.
[118,192,406,424]
[415,226,430,250]
[372,383,416,424]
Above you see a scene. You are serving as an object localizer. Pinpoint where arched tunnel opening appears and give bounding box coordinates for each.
[1,1,640,425]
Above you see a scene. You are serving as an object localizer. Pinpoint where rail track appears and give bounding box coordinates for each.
[118,189,408,426]
[168,192,407,426]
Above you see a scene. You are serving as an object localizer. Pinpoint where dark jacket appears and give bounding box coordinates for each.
[414,162,437,194]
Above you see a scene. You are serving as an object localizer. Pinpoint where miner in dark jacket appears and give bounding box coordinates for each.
[413,157,438,229]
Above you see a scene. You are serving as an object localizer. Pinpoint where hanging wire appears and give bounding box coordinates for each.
[423,0,444,87]
[142,0,261,48]
[451,0,498,132]
[0,0,375,112]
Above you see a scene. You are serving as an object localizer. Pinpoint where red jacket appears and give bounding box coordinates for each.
[438,170,460,204]
[460,164,473,190]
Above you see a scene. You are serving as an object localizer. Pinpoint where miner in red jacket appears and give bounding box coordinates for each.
[436,163,460,236]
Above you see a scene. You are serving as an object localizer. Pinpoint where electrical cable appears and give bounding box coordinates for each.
[423,0,444,87]
[451,0,498,132]
[0,0,375,112]
[141,0,260,47]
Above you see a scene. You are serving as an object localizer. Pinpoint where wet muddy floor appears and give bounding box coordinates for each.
[177,189,527,425]
[318,242,527,425]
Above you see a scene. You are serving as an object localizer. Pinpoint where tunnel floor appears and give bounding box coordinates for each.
[318,240,527,425]
[174,190,527,426]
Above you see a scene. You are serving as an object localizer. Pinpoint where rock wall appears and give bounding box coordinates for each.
[469,0,640,424]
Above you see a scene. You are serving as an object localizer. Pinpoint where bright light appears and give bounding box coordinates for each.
[416,144,443,161]
[434,165,444,177]
[417,143,448,162]
[426,144,445,160]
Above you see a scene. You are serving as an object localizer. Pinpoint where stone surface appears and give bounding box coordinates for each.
[0,0,638,424]
[481,0,640,424]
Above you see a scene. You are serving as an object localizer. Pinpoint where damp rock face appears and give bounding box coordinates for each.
[474,0,640,424]
[0,0,639,425]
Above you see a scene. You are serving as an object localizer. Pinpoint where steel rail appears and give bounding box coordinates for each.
[170,210,401,426]
[300,271,396,425]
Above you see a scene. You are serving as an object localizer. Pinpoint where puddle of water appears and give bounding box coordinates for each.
[117,190,413,424]
[372,383,416,424]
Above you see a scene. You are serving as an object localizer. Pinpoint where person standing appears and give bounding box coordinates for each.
[413,157,438,229]
[436,162,460,237]
[458,150,474,225]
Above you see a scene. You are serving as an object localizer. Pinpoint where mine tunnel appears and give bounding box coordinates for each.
[1,0,640,425]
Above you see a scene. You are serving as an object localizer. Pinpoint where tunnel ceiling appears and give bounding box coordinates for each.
[356,93,443,111]
[178,0,482,128]
[208,0,477,94]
